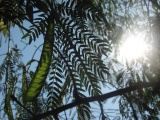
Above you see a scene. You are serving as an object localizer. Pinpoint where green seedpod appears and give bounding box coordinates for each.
[25,19,54,102]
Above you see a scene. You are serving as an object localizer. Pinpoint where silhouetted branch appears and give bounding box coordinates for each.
[32,81,160,119]
[123,94,138,120]
[10,95,34,116]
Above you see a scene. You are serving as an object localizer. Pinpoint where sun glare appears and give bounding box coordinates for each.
[118,33,148,63]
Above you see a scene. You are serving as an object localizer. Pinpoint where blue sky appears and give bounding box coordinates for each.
[0,24,43,66]
[0,23,121,119]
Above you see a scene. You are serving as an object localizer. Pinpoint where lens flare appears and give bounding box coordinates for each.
[118,33,148,63]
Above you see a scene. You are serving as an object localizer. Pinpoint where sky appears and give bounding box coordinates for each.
[0,26,42,63]
[0,23,121,119]
[0,24,44,119]
[0,13,151,120]
[0,0,157,119]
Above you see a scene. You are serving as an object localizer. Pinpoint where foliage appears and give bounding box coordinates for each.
[0,0,160,120]
[105,0,160,119]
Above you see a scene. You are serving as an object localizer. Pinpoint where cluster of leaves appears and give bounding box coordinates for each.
[0,45,23,119]
[1,0,160,120]
[104,0,160,119]
[0,0,112,119]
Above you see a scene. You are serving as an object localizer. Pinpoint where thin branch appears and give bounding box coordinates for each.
[26,44,43,72]
[123,94,138,120]
[31,81,160,119]
[15,22,31,33]
[10,95,35,116]
[98,101,106,120]
[0,53,7,56]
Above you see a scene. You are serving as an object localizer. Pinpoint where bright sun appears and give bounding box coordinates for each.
[118,33,148,62]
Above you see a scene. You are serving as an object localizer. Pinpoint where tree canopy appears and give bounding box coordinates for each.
[0,0,160,120]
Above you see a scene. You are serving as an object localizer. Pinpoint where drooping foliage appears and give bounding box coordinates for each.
[104,0,160,119]
[0,0,111,119]
[0,0,160,120]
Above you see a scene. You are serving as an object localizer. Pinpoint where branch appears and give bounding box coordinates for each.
[123,94,138,120]
[10,95,35,116]
[32,81,160,119]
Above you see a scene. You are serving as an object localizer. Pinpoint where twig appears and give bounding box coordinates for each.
[10,95,35,116]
